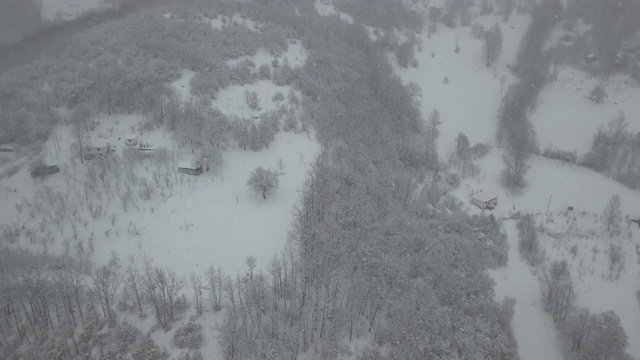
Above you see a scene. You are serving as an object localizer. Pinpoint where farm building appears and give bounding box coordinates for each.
[125,134,138,146]
[178,161,203,176]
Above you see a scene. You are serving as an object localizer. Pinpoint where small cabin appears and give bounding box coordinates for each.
[178,161,203,176]
[471,196,498,210]
[585,53,596,63]
[125,134,138,147]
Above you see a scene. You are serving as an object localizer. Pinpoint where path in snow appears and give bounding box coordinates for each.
[489,220,564,360]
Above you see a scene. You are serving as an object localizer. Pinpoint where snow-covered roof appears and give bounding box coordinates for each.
[178,160,198,169]
[125,133,137,140]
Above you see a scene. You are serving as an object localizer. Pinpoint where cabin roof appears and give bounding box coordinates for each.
[125,133,137,140]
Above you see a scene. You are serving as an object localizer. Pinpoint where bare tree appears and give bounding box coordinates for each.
[247,166,280,199]
[190,271,203,316]
[71,117,89,165]
[542,260,574,322]
[603,194,622,234]
[205,265,223,312]
[125,265,144,318]
[91,265,122,319]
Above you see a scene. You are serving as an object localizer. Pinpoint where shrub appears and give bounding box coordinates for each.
[173,322,203,350]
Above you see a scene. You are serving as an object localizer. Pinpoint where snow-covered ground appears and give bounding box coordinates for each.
[41,0,105,22]
[170,69,196,101]
[531,68,640,154]
[488,220,564,360]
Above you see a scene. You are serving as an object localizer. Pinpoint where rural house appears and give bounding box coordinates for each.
[84,138,112,160]
[125,134,138,146]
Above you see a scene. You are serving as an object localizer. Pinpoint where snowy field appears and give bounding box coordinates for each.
[396,14,530,155]
[0,36,317,278]
[531,68,640,154]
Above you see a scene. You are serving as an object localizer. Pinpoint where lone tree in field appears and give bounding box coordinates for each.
[248,166,279,199]
[603,194,622,233]
[484,23,503,67]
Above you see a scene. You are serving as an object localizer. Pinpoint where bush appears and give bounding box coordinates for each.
[173,322,202,350]
[588,84,606,103]
[543,148,577,163]
[272,91,285,102]
[244,90,261,110]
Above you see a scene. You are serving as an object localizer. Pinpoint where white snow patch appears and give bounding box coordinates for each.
[313,0,353,23]
[531,68,640,154]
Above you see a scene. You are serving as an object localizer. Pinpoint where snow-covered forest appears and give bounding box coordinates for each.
[0,0,639,359]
